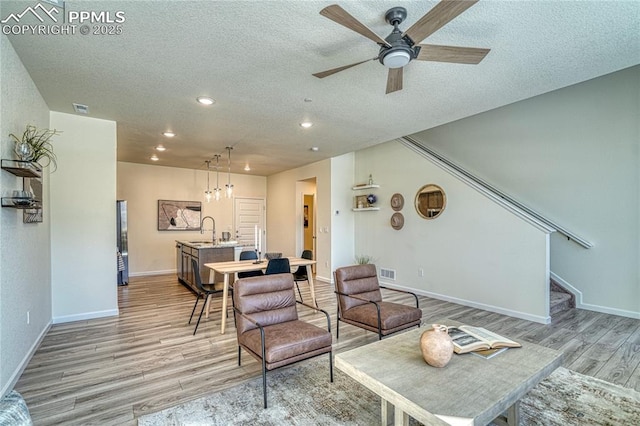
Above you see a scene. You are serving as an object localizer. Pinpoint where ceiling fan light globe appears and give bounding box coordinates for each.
[382,50,410,68]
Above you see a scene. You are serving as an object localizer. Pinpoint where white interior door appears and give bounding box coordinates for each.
[234,197,265,252]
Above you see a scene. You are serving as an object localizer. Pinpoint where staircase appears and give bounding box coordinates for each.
[550,279,575,318]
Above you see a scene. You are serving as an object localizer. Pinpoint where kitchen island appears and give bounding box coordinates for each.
[175,240,239,293]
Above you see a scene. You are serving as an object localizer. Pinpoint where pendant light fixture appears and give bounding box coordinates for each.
[225,146,234,198]
[204,160,212,202]
[213,154,222,201]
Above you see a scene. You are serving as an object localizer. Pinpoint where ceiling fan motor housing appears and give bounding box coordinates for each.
[379,8,421,68]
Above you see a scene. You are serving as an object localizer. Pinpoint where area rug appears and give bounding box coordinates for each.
[138,358,640,426]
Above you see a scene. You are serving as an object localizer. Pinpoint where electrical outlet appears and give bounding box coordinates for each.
[418,268,424,277]
[27,311,30,325]
[325,261,329,267]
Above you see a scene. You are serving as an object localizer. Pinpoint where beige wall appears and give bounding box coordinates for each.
[0,35,52,395]
[117,161,266,275]
[353,141,552,322]
[50,112,118,323]
[267,158,334,282]
[411,66,639,318]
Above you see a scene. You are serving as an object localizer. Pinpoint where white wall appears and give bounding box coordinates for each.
[411,66,639,318]
[50,112,118,323]
[0,35,52,396]
[330,153,356,270]
[353,141,551,322]
[267,158,333,282]
[117,161,266,275]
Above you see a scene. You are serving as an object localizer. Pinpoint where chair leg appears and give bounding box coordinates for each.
[336,317,340,339]
[188,294,202,324]
[262,358,268,409]
[329,351,334,383]
[294,282,303,302]
[193,294,209,335]
[238,346,242,366]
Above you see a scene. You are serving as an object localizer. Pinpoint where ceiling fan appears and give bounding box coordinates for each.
[313,1,490,94]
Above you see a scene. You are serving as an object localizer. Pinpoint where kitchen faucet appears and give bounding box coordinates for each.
[200,216,216,244]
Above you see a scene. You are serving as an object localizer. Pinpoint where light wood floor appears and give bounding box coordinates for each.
[15,274,640,425]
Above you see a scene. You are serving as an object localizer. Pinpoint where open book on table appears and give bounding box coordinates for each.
[447,325,521,354]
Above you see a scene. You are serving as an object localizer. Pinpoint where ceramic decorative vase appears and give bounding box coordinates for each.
[14,140,33,161]
[420,324,454,368]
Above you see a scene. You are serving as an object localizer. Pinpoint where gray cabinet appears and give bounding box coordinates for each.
[176,242,234,293]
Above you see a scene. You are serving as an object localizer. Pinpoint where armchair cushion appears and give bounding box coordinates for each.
[234,274,298,335]
[342,301,422,331]
[240,320,332,369]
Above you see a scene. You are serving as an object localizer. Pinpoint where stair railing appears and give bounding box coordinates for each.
[401,136,593,249]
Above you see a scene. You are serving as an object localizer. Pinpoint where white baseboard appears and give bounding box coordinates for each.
[314,275,332,284]
[1,319,52,397]
[129,269,175,277]
[550,272,639,319]
[53,308,119,324]
[380,280,551,324]
[576,303,640,319]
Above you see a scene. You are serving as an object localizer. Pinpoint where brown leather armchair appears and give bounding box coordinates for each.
[234,273,333,408]
[334,264,422,340]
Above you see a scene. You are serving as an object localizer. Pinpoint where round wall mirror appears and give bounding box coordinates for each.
[415,184,446,219]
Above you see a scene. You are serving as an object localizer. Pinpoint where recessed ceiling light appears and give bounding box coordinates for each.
[150,155,159,161]
[156,145,166,151]
[310,146,319,152]
[196,96,215,105]
[244,164,251,171]
[300,121,313,129]
[162,131,175,137]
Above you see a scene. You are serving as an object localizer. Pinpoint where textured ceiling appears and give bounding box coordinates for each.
[2,0,639,176]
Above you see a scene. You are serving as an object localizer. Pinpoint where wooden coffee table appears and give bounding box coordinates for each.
[335,324,563,426]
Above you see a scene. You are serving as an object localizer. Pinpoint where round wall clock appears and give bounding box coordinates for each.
[390,193,404,211]
[390,212,404,230]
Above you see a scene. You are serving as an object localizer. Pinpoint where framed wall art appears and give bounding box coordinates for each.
[158,200,202,231]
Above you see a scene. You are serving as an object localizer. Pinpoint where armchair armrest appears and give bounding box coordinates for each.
[334,290,382,335]
[379,285,420,308]
[296,301,331,333]
[233,307,266,360]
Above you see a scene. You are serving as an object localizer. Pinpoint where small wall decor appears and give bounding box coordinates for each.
[391,212,404,230]
[415,184,446,219]
[366,193,377,205]
[23,177,42,223]
[390,193,404,211]
[158,200,202,231]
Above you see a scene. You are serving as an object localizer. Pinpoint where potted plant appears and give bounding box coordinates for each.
[355,254,374,264]
[10,124,61,171]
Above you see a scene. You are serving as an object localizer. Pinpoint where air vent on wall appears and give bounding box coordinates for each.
[73,103,89,114]
[379,268,396,280]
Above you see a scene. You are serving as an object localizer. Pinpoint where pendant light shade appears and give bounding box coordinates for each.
[204,160,212,202]
[225,146,234,198]
[213,154,222,201]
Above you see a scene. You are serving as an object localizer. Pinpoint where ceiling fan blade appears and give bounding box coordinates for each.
[403,0,479,45]
[320,4,391,47]
[313,57,376,79]
[416,44,490,64]
[386,67,403,94]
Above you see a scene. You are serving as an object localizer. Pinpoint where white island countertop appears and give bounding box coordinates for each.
[176,240,240,249]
